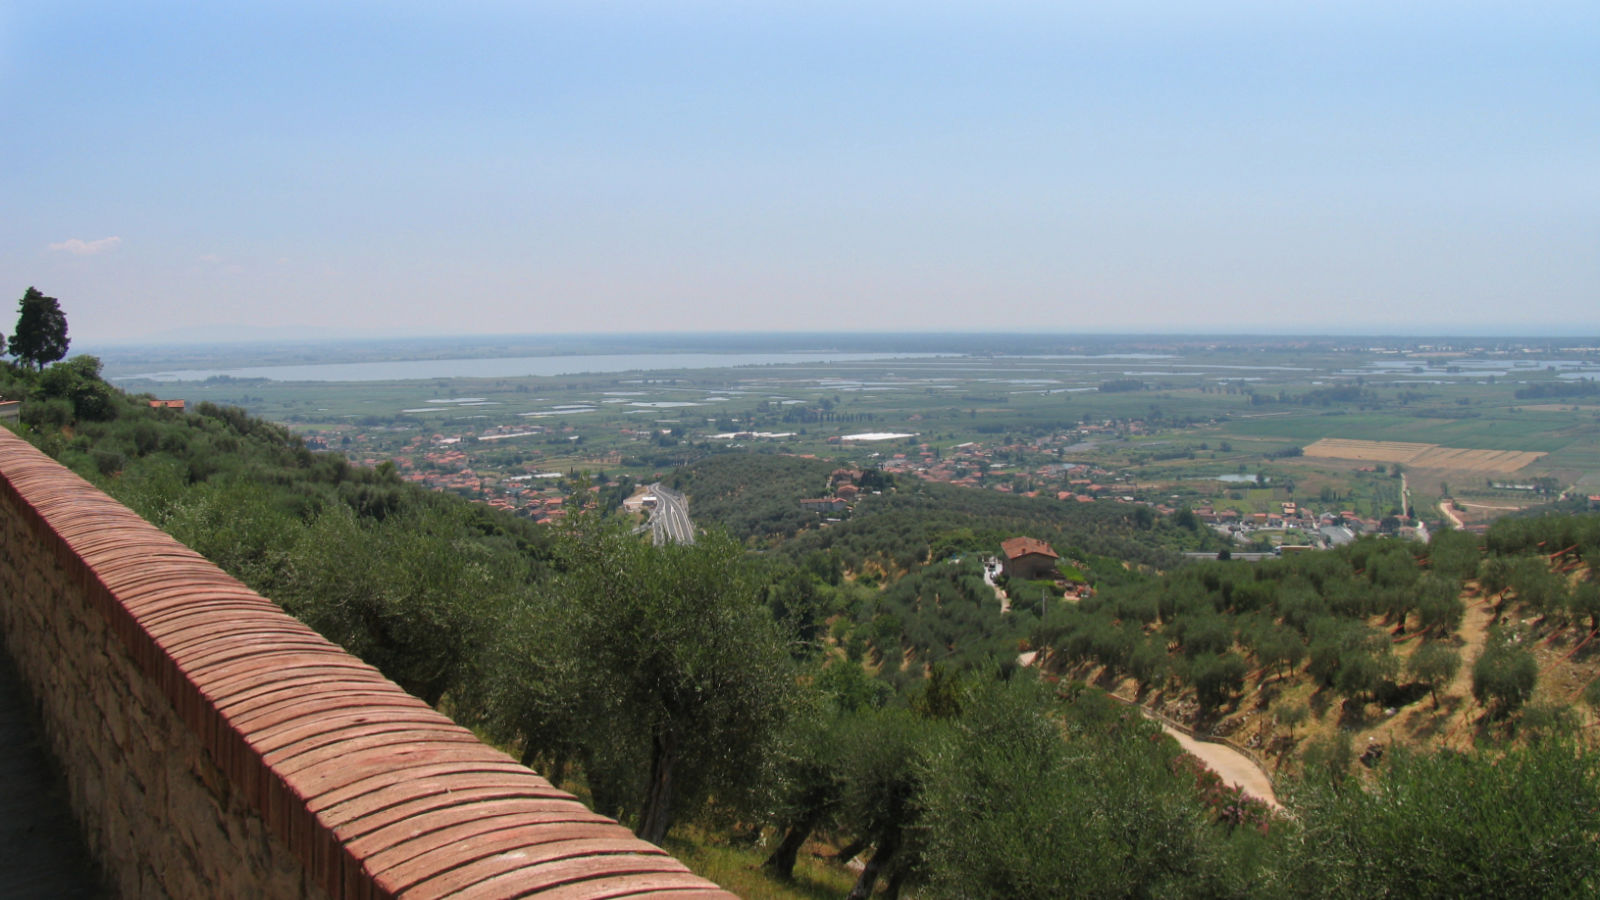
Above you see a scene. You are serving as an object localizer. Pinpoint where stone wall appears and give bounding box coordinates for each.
[0,428,734,899]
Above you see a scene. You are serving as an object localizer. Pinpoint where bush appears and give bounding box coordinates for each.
[1190,651,1248,712]
[1472,637,1538,715]
[1289,741,1600,897]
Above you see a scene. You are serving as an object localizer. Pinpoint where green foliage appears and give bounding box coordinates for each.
[835,705,938,897]
[1251,622,1306,679]
[487,524,795,843]
[917,679,1271,899]
[1582,678,1600,711]
[1306,618,1390,693]
[1332,643,1399,703]
[782,476,1190,578]
[1472,633,1539,715]
[1570,580,1600,631]
[1414,574,1466,633]
[1407,641,1461,707]
[1428,528,1482,582]
[672,453,837,542]
[277,504,524,706]
[1509,556,1568,617]
[1288,741,1600,897]
[1300,731,1355,788]
[1190,651,1249,712]
[1275,703,1309,736]
[9,286,69,369]
[20,343,1600,896]
[35,355,117,421]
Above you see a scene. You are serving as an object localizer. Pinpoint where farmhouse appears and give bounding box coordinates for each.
[800,497,848,514]
[1000,537,1060,580]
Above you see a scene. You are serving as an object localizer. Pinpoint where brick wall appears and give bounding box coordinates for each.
[0,428,734,899]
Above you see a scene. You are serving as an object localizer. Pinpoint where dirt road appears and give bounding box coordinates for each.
[1156,723,1281,809]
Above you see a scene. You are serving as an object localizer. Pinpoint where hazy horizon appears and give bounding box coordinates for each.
[5,2,1596,344]
[84,325,1600,353]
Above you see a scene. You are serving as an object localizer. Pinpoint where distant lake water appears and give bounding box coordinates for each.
[118,352,946,383]
[1211,474,1269,484]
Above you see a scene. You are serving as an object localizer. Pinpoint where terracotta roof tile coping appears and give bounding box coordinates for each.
[0,428,735,899]
[272,729,482,776]
[516,875,733,900]
[416,854,698,900]
[386,837,676,898]
[303,761,539,816]
[247,709,459,759]
[345,803,616,861]
[367,822,634,884]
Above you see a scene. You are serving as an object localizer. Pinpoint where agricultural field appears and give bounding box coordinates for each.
[100,333,1600,529]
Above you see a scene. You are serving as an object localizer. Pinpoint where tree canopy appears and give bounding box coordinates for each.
[485,521,797,844]
[10,287,69,370]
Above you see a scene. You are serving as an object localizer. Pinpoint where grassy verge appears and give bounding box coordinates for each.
[663,827,861,899]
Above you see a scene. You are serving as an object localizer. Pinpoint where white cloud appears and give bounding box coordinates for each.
[49,236,122,256]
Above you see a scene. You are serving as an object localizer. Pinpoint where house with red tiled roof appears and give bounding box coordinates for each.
[801,497,848,514]
[1000,537,1060,580]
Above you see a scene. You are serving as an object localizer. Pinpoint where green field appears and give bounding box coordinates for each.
[102,335,1600,523]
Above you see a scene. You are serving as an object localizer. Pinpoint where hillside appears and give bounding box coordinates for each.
[8,353,1600,897]
[1032,518,1600,780]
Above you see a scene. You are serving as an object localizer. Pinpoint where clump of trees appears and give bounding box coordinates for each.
[1289,740,1600,897]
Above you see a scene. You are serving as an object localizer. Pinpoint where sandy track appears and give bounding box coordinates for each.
[1157,723,1281,809]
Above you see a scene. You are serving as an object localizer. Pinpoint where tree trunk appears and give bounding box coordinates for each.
[846,832,899,900]
[637,728,678,845]
[524,746,569,787]
[831,835,870,864]
[883,865,908,900]
[587,762,625,822]
[762,813,820,881]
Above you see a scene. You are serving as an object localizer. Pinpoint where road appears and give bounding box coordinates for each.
[1155,722,1281,810]
[981,556,1009,612]
[1439,500,1465,529]
[646,483,696,546]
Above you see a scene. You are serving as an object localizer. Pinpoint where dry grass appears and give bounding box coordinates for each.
[1303,438,1544,473]
[1051,567,1600,787]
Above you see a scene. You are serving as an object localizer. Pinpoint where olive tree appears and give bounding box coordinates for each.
[1472,635,1538,716]
[1288,741,1600,897]
[489,521,795,844]
[1407,641,1461,708]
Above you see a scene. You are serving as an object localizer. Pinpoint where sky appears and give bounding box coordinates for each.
[2,1,1596,344]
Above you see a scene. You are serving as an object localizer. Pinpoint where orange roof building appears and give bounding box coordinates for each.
[1000,537,1060,580]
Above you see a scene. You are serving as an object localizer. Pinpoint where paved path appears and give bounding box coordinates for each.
[1156,723,1281,809]
[0,644,106,898]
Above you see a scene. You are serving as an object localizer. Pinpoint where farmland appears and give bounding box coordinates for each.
[102,333,1600,531]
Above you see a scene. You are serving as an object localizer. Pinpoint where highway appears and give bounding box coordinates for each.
[646,483,696,546]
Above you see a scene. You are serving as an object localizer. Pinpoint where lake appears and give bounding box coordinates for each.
[116,352,946,383]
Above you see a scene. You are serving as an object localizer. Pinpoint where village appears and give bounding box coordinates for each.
[290,408,1439,555]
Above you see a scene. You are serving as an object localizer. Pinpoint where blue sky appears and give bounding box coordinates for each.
[3,1,1596,343]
